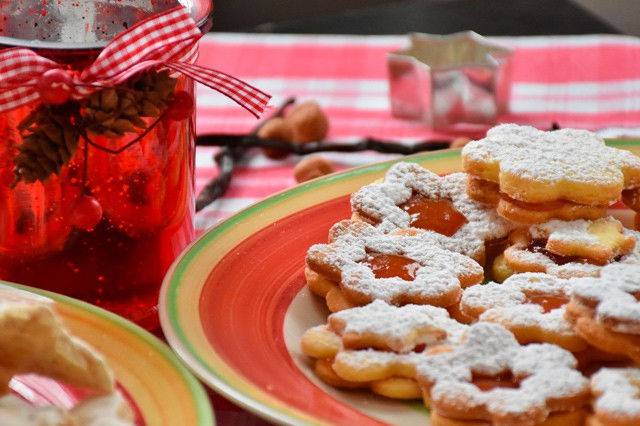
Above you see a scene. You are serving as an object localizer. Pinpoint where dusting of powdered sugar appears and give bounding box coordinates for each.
[329,300,467,353]
[461,280,527,312]
[415,323,588,419]
[590,367,640,418]
[350,162,514,260]
[461,273,576,335]
[570,263,640,334]
[462,273,571,311]
[504,244,602,278]
[529,217,635,261]
[529,219,600,245]
[462,124,640,189]
[618,229,640,265]
[501,218,636,278]
[307,220,483,305]
[480,306,576,337]
[333,348,427,375]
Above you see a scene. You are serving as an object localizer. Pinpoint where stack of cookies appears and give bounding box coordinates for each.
[300,124,640,426]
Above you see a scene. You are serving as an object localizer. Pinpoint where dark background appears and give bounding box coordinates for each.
[208,0,621,36]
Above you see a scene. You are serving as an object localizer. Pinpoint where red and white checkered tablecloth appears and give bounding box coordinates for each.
[193,32,640,235]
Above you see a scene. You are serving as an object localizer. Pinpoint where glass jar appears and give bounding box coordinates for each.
[0,1,213,330]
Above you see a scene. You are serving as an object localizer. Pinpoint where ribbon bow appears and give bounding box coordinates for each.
[0,7,271,117]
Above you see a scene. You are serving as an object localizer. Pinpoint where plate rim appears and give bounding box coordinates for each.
[0,280,216,426]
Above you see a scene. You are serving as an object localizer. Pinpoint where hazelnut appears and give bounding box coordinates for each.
[257,117,294,159]
[286,101,330,143]
[294,156,335,183]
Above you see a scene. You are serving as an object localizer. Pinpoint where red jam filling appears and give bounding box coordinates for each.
[472,371,520,391]
[400,195,467,236]
[527,239,588,265]
[527,294,570,313]
[361,253,421,281]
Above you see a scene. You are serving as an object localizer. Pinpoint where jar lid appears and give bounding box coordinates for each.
[0,0,213,48]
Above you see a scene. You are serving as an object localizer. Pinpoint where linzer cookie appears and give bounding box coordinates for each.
[305,220,483,312]
[415,322,590,426]
[588,367,640,426]
[499,217,637,279]
[462,124,640,224]
[350,162,513,265]
[458,273,587,352]
[565,263,640,364]
[301,300,467,399]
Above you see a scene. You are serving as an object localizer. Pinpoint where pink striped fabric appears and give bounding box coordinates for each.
[193,33,640,234]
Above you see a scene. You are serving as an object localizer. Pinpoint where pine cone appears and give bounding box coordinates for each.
[129,69,177,117]
[84,87,146,138]
[83,69,177,138]
[13,104,80,185]
[10,68,178,186]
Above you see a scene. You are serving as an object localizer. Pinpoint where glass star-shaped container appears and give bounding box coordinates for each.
[388,31,513,129]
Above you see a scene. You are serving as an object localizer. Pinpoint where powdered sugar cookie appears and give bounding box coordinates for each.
[300,300,467,399]
[500,217,636,279]
[305,220,484,312]
[0,300,114,394]
[565,263,640,363]
[588,367,640,426]
[350,162,513,265]
[459,273,586,352]
[415,322,590,426]
[462,124,640,224]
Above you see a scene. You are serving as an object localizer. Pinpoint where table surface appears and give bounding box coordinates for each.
[191,31,640,424]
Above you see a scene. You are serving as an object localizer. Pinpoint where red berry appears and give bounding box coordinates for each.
[164,90,194,121]
[70,196,103,230]
[37,69,74,105]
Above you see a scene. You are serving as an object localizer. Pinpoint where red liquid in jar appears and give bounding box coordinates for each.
[0,46,195,330]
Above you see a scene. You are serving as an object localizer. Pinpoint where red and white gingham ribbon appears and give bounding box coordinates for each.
[0,7,271,117]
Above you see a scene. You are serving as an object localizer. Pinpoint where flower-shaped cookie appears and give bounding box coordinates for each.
[565,263,640,363]
[500,216,637,279]
[327,299,467,353]
[459,273,586,352]
[589,367,640,426]
[301,300,467,399]
[415,322,590,426]
[462,124,640,223]
[305,220,484,311]
[351,162,513,264]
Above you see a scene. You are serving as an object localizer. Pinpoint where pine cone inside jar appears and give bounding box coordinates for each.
[129,69,177,117]
[83,69,177,138]
[83,86,145,138]
[13,104,81,186]
[10,68,178,186]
